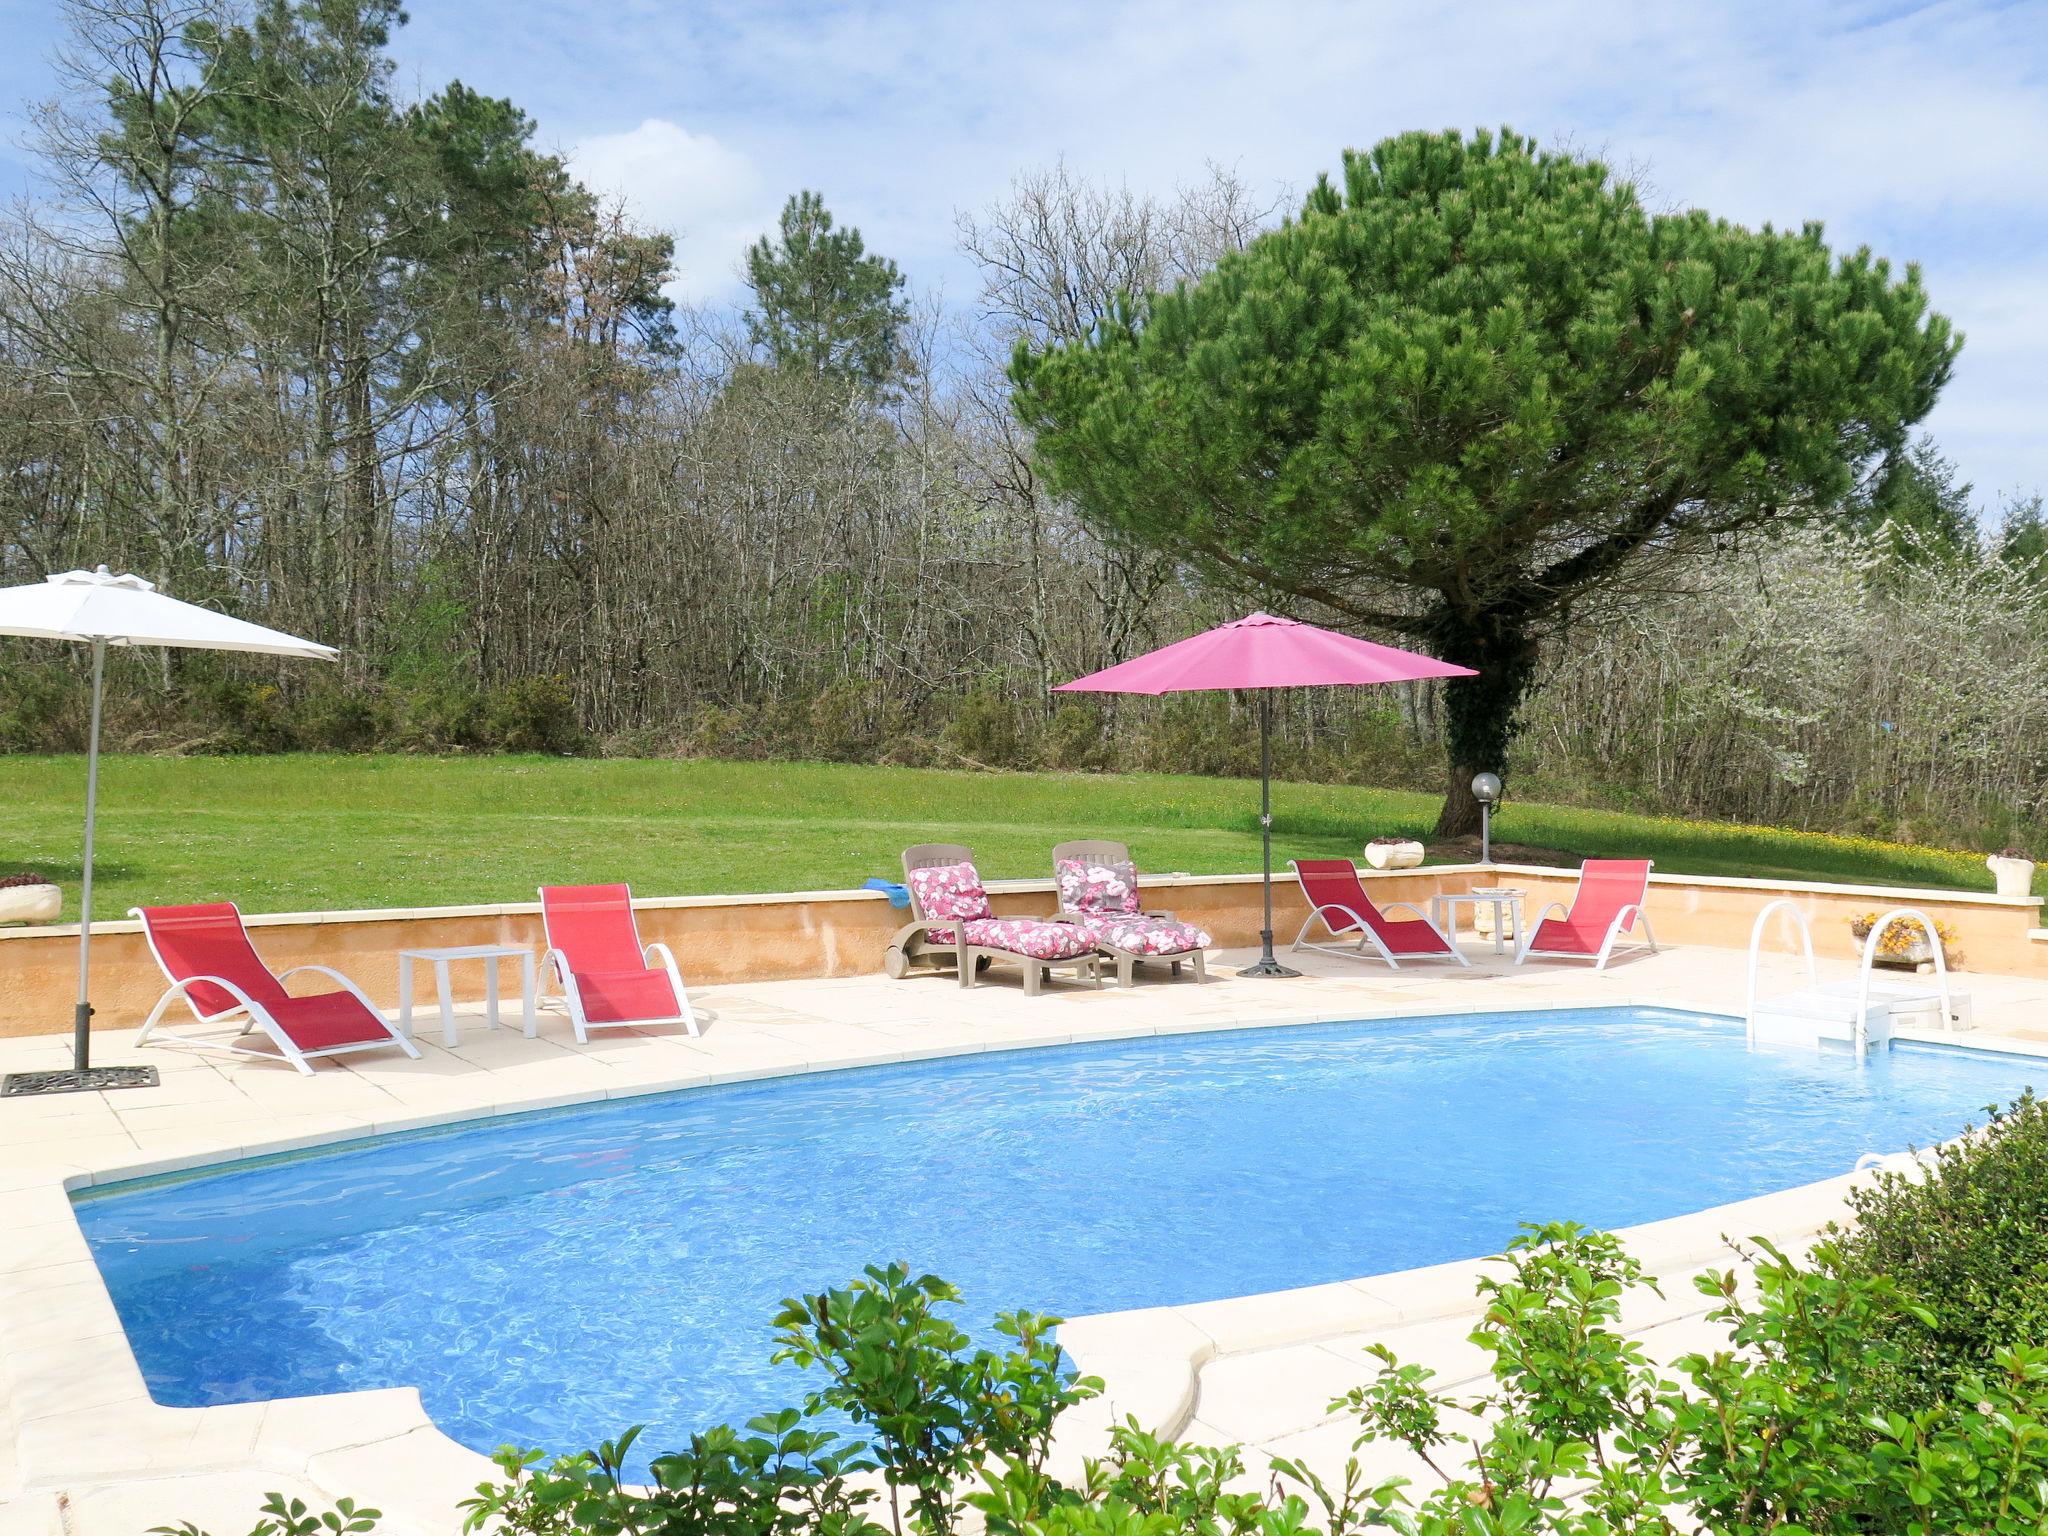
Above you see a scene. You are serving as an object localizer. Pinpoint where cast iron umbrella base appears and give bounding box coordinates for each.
[3,1065,159,1097]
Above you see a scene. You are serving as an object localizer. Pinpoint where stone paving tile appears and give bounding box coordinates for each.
[1192,1342,1372,1445]
[64,1473,349,1536]
[4,1130,140,1169]
[111,1095,297,1133]
[0,1493,65,1536]
[1257,1402,1494,1498]
[4,1221,96,1276]
[305,1425,498,1536]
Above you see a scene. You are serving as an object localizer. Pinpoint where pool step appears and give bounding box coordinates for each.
[1750,981,1974,1051]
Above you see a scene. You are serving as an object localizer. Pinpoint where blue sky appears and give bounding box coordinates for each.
[2,0,2042,510]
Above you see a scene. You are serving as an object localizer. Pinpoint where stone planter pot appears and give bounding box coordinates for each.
[1988,855,2036,898]
[0,882,61,925]
[1363,839,1425,871]
[1851,919,1962,974]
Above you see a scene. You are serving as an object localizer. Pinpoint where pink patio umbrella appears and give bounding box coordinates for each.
[1056,612,1476,978]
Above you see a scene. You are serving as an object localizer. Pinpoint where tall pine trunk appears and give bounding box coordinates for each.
[1431,608,1542,839]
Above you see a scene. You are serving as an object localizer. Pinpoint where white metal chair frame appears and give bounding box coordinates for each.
[539,892,700,1043]
[131,905,421,1076]
[1288,865,1470,970]
[1514,872,1659,971]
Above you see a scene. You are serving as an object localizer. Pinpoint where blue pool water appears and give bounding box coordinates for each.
[78,1008,2035,1469]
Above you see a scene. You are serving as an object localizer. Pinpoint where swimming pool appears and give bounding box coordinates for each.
[76,1007,2035,1470]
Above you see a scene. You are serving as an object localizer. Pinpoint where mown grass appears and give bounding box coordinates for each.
[0,754,2014,920]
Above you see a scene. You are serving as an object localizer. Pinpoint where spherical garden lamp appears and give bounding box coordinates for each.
[1472,772,1503,865]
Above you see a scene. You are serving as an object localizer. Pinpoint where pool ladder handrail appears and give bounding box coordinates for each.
[1744,899,1816,1044]
[1744,900,1952,1060]
[1854,907,1951,1062]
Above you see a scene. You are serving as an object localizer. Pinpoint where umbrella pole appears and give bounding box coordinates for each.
[74,637,106,1070]
[1240,693,1301,979]
[2,635,156,1096]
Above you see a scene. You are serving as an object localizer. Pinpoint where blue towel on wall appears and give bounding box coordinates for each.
[863,877,911,908]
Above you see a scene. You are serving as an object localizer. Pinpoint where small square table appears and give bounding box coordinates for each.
[1429,888,1526,956]
[396,945,538,1047]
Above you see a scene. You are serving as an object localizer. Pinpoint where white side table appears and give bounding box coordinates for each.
[397,945,537,1047]
[1429,889,1526,956]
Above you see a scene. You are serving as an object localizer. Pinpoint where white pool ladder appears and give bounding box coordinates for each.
[1744,899,1817,1039]
[1744,900,1954,1061]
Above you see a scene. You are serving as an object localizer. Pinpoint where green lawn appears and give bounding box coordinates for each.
[0,754,2012,919]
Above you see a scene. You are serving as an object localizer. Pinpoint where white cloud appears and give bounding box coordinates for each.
[567,118,774,302]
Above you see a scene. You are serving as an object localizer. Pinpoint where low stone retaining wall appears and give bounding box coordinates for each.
[0,862,2038,1038]
[1496,865,2045,975]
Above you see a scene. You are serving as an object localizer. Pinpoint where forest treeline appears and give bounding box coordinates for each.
[2,0,2046,853]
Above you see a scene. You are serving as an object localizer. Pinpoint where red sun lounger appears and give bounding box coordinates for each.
[1289,859,1469,969]
[539,883,698,1042]
[132,902,420,1074]
[1515,859,1658,971]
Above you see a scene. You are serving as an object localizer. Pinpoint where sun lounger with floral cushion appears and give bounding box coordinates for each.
[540,883,699,1042]
[132,902,420,1074]
[1514,859,1658,971]
[1050,839,1210,987]
[1288,859,1470,969]
[886,844,1102,995]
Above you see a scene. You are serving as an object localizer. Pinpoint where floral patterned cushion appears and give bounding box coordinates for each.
[1076,912,1212,956]
[907,862,992,922]
[1055,857,1142,916]
[922,916,1096,961]
[964,917,1097,960]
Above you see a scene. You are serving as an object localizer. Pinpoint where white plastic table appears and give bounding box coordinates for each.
[396,945,537,1047]
[1429,888,1526,956]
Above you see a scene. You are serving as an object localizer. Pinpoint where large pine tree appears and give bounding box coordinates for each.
[1012,128,1960,834]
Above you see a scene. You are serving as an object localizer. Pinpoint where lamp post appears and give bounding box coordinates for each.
[1472,772,1503,865]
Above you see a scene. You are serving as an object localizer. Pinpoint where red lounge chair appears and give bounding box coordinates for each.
[539,884,698,1042]
[1515,859,1658,970]
[132,902,420,1074]
[1289,859,1469,968]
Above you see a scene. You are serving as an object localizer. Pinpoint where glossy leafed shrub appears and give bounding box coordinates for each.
[1835,1091,2048,1409]
[1334,1223,2048,1536]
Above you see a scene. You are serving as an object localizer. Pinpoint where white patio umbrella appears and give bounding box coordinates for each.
[0,567,335,1093]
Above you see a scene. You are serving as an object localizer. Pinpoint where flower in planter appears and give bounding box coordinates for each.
[1850,911,1961,961]
[0,871,48,890]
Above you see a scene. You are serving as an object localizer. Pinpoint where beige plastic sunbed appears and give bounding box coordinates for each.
[1050,838,1210,987]
[883,843,1102,995]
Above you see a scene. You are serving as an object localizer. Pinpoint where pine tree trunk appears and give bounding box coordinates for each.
[1431,608,1542,838]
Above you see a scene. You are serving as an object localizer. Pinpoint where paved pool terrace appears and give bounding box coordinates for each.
[5,941,2048,1535]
